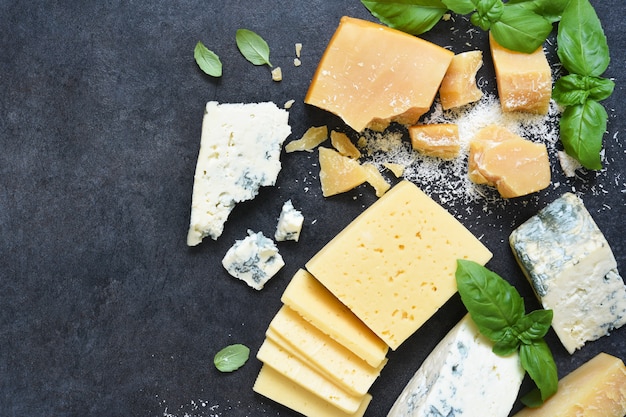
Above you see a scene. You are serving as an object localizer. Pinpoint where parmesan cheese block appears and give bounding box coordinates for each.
[513,353,626,417]
[468,124,550,198]
[489,33,552,114]
[253,365,372,417]
[439,50,484,110]
[305,181,493,350]
[305,16,454,132]
[408,123,460,159]
[187,101,291,244]
[266,306,386,396]
[318,147,368,197]
[281,269,388,368]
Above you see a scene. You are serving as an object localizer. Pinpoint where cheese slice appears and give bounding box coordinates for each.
[509,192,626,353]
[256,338,366,413]
[439,50,484,110]
[318,147,368,197]
[267,306,386,396]
[187,101,291,244]
[253,365,372,417]
[513,353,626,417]
[305,181,493,350]
[305,16,454,132]
[489,33,552,114]
[285,125,328,153]
[408,123,460,159]
[281,269,388,367]
[387,314,524,417]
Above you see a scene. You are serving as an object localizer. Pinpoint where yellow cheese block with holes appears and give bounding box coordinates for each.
[253,365,372,417]
[439,50,484,110]
[489,33,552,114]
[266,305,386,396]
[281,269,388,367]
[256,338,366,413]
[305,181,492,349]
[513,353,626,417]
[305,16,453,132]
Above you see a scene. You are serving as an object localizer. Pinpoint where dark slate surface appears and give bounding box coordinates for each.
[1,1,624,416]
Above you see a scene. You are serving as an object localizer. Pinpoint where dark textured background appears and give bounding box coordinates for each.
[1,1,624,416]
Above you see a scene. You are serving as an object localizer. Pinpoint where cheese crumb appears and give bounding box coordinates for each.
[272,67,282,82]
[295,42,302,58]
[294,58,302,67]
[284,99,295,109]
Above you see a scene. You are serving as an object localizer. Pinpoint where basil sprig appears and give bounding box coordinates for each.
[213,343,250,372]
[554,0,613,170]
[455,260,558,407]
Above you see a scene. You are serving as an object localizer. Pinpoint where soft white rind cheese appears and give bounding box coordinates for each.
[387,314,524,417]
[275,200,304,242]
[186,101,291,245]
[510,192,626,354]
[222,230,284,290]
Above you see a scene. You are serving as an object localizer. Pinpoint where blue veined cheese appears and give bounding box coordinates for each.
[274,200,304,242]
[222,230,284,290]
[387,314,524,417]
[509,192,626,354]
[186,101,291,245]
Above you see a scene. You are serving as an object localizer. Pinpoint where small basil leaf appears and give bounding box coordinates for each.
[236,29,272,67]
[456,260,525,342]
[442,0,475,15]
[492,329,521,356]
[553,74,615,106]
[490,5,552,53]
[194,41,222,77]
[559,100,606,170]
[474,0,504,24]
[557,0,609,76]
[586,77,615,102]
[214,343,250,372]
[513,309,553,344]
[507,0,568,23]
[519,339,558,402]
[361,0,448,35]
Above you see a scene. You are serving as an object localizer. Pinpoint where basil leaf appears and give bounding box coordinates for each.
[507,0,568,23]
[520,387,544,408]
[557,0,609,76]
[559,100,606,170]
[442,0,475,15]
[194,41,222,77]
[361,0,448,35]
[519,339,558,402]
[473,0,504,29]
[455,260,525,342]
[553,74,615,106]
[492,329,521,356]
[586,76,615,102]
[490,4,553,53]
[214,343,250,372]
[236,29,272,67]
[513,309,553,344]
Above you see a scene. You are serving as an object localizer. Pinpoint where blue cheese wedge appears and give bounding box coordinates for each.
[275,200,304,242]
[387,314,524,417]
[186,101,291,245]
[222,230,284,290]
[510,192,626,354]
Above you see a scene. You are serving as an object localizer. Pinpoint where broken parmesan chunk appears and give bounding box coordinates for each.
[439,51,484,110]
[285,126,328,153]
[409,124,460,159]
[362,163,391,197]
[318,147,367,197]
[383,162,405,178]
[330,130,361,159]
[468,125,550,198]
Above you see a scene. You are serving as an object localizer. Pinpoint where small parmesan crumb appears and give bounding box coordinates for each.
[294,58,302,67]
[442,13,452,21]
[284,99,295,109]
[272,67,282,82]
[558,150,583,177]
[295,43,302,58]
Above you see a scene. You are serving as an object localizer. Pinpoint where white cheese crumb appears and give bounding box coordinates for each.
[284,99,295,109]
[558,150,583,177]
[295,42,302,58]
[275,200,304,242]
[293,58,301,67]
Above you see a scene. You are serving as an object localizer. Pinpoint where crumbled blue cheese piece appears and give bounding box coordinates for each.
[222,230,284,290]
[274,200,304,242]
[387,314,524,417]
[510,192,626,354]
[186,101,291,245]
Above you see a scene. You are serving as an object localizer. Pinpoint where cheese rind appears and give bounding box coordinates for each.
[305,16,453,132]
[513,353,626,417]
[387,314,524,417]
[187,101,291,244]
[509,192,626,353]
[305,181,493,349]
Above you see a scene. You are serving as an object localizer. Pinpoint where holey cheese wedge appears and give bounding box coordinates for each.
[510,193,626,354]
[387,314,524,417]
[305,17,453,132]
[186,101,291,245]
[305,181,492,350]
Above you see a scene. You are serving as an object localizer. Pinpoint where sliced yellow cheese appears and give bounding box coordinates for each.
[513,353,626,417]
[331,130,362,159]
[281,269,388,367]
[468,124,550,198]
[319,147,368,197]
[305,181,492,350]
[439,50,484,110]
[256,338,365,413]
[408,123,460,159]
[305,16,454,132]
[285,125,328,153]
[253,365,373,417]
[362,163,391,197]
[489,33,552,114]
[266,306,386,396]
